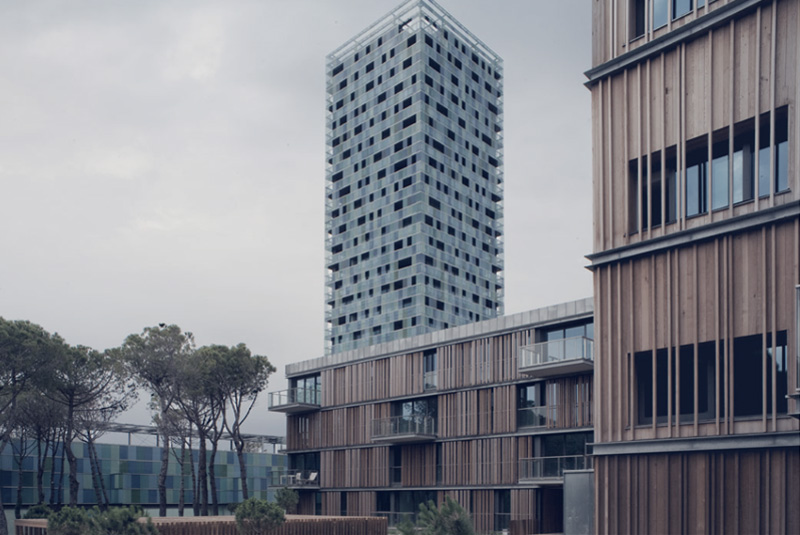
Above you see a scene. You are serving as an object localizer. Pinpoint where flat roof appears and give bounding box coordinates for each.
[287,297,593,377]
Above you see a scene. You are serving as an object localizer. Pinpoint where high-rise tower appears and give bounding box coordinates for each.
[325,0,504,354]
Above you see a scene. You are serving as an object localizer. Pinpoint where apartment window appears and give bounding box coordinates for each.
[757,106,790,197]
[733,331,788,417]
[423,349,437,391]
[733,120,755,204]
[711,136,729,211]
[685,137,708,217]
[636,342,718,425]
[653,0,668,28]
[291,374,321,404]
[673,0,692,19]
[518,383,546,428]
[631,0,646,38]
[775,107,789,193]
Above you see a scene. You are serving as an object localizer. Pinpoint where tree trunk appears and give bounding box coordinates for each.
[88,437,110,509]
[197,432,209,516]
[86,436,104,508]
[55,431,66,505]
[157,399,170,517]
[177,440,186,516]
[36,437,47,504]
[189,434,199,517]
[209,441,219,516]
[0,493,9,535]
[15,459,23,519]
[236,442,249,500]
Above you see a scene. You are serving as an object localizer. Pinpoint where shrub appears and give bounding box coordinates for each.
[23,504,53,519]
[92,506,158,535]
[47,507,92,535]
[235,497,285,535]
[48,506,158,535]
[416,497,474,535]
[275,487,299,514]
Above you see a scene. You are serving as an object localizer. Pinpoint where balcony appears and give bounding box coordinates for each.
[371,415,437,444]
[519,336,594,378]
[518,455,593,485]
[268,387,321,414]
[279,469,319,489]
[516,406,552,428]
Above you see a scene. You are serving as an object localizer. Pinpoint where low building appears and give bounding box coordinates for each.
[270,298,593,533]
[0,430,285,512]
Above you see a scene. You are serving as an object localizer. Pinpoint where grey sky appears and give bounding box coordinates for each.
[0,0,593,437]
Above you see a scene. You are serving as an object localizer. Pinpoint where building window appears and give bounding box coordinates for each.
[518,383,546,428]
[653,0,668,29]
[631,0,646,39]
[423,349,437,390]
[673,0,693,19]
[711,136,729,211]
[733,331,788,417]
[685,137,708,217]
[635,342,718,425]
[732,120,755,204]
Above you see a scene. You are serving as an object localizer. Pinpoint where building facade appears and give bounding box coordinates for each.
[585,0,800,532]
[271,298,594,534]
[325,0,505,354]
[0,437,285,511]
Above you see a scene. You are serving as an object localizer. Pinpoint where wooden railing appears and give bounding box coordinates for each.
[16,515,387,535]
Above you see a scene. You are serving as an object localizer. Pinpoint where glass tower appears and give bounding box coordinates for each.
[325,0,504,354]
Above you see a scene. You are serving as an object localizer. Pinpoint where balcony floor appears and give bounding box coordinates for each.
[372,433,437,444]
[268,402,320,414]
[520,358,593,378]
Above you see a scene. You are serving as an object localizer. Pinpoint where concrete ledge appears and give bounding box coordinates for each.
[592,431,800,456]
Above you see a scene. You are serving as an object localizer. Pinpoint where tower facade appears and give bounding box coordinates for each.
[325,0,504,354]
[587,0,800,532]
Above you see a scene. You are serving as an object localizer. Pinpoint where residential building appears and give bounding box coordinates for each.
[270,298,594,533]
[325,0,505,354]
[585,0,800,532]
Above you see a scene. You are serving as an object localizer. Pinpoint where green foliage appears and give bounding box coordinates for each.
[23,504,53,519]
[275,487,299,514]
[416,497,474,535]
[395,515,417,535]
[91,506,159,535]
[47,507,92,535]
[48,506,158,535]
[235,497,285,535]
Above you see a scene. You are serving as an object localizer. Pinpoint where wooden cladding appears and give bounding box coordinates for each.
[321,447,390,488]
[438,385,516,437]
[440,437,517,486]
[591,0,798,252]
[322,352,426,406]
[322,491,376,517]
[320,329,536,407]
[594,221,799,443]
[595,448,800,534]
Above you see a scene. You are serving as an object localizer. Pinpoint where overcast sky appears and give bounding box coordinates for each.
[0,0,593,439]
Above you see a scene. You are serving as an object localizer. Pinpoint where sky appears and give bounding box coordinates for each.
[0,0,593,439]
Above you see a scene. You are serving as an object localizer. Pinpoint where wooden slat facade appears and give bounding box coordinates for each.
[283,304,593,533]
[590,1,800,533]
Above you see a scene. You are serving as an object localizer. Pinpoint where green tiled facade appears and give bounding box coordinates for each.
[1,440,286,508]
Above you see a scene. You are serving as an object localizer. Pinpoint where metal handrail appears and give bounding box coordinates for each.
[268,387,321,408]
[278,469,320,487]
[519,336,594,368]
[516,406,550,428]
[518,455,592,480]
[372,415,436,438]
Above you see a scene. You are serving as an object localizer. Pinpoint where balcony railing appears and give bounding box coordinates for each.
[279,469,319,488]
[516,406,551,428]
[371,415,437,443]
[519,336,594,377]
[423,371,438,391]
[518,455,593,483]
[268,387,321,414]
